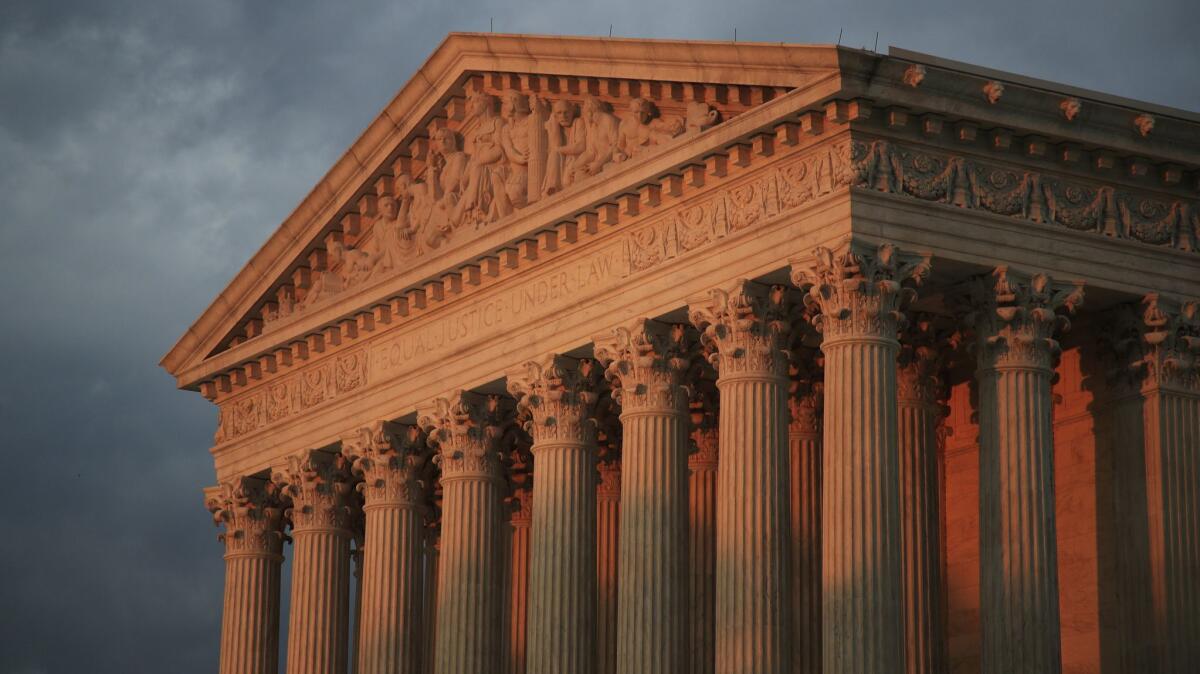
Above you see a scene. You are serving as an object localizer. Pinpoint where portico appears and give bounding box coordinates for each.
[170,34,1200,674]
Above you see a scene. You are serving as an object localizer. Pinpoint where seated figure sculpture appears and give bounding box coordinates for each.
[568,95,621,183]
[616,97,682,159]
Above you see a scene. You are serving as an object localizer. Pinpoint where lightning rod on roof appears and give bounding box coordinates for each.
[837,28,843,46]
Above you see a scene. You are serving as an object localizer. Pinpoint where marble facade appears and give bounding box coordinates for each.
[167,34,1200,674]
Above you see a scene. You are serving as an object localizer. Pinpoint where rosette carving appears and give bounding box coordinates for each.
[206,477,286,556]
[507,354,601,445]
[341,420,430,507]
[418,390,509,479]
[791,240,932,342]
[963,267,1085,371]
[689,280,793,378]
[594,318,694,413]
[272,450,356,532]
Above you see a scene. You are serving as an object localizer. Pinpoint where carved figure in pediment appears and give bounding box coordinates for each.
[570,95,621,182]
[427,127,468,249]
[616,98,682,160]
[393,173,432,254]
[499,90,549,209]
[542,99,587,196]
[371,194,414,276]
[278,286,296,319]
[684,101,720,136]
[454,91,512,228]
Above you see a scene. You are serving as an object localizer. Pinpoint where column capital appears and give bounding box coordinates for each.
[594,318,693,413]
[787,347,824,437]
[1104,293,1200,395]
[505,486,534,525]
[688,279,792,379]
[205,476,286,557]
[418,390,509,480]
[271,449,355,533]
[790,239,931,343]
[688,377,719,469]
[964,267,1084,371]
[897,313,954,407]
[507,354,602,445]
[341,420,430,508]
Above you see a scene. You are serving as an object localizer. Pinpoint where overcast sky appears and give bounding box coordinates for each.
[0,1,1195,672]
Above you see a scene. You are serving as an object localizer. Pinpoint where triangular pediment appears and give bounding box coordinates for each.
[160,33,853,387]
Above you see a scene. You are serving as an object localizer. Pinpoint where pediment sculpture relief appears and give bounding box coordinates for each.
[261,86,722,331]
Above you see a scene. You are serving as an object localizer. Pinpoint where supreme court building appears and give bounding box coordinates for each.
[161,34,1200,674]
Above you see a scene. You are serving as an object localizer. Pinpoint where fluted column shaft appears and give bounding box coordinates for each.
[793,243,931,674]
[1143,387,1200,673]
[421,534,440,674]
[692,282,796,674]
[970,268,1082,674]
[1129,293,1200,674]
[788,384,822,674]
[510,355,600,674]
[616,407,689,671]
[595,320,692,674]
[207,479,286,674]
[527,441,597,674]
[420,392,507,674]
[897,357,947,674]
[504,492,532,674]
[596,464,621,674]
[275,452,355,674]
[342,423,428,674]
[822,337,902,672]
[688,428,718,674]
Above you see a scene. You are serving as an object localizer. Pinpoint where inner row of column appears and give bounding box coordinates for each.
[209,246,1093,674]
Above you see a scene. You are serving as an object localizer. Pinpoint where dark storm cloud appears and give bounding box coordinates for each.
[0,0,1194,672]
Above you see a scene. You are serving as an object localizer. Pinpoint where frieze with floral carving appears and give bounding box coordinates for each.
[852,138,1199,252]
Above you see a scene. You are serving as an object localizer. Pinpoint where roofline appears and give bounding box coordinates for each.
[888,46,1200,123]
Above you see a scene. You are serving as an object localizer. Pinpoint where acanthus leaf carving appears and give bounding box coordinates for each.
[688,280,793,378]
[340,420,431,508]
[507,354,601,445]
[593,318,694,414]
[790,240,931,342]
[205,476,287,556]
[687,371,720,469]
[896,313,952,409]
[963,266,1085,371]
[1109,294,1200,394]
[418,390,510,479]
[271,449,356,532]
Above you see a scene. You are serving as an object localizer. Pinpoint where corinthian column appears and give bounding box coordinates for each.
[206,477,286,674]
[686,382,718,674]
[340,421,429,674]
[788,352,822,674]
[509,355,601,674]
[896,317,949,674]
[967,267,1084,674]
[594,319,692,674]
[791,241,932,674]
[690,281,794,674]
[273,450,355,674]
[418,391,508,674]
[1112,294,1200,673]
